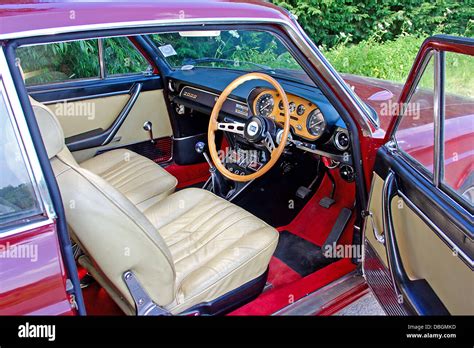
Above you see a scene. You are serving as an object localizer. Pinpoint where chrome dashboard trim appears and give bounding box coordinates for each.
[179,85,249,112]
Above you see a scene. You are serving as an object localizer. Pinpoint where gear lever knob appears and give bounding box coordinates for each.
[195,141,206,154]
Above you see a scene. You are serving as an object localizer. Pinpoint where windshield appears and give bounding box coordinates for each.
[148,30,304,74]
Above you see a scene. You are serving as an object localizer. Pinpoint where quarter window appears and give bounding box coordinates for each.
[0,88,42,228]
[16,40,100,85]
[103,37,150,75]
[395,56,435,174]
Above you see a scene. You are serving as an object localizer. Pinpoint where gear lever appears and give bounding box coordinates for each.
[195,142,230,197]
[195,141,213,168]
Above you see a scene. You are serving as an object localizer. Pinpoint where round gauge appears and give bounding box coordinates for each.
[278,100,284,110]
[297,104,305,116]
[289,102,296,114]
[306,108,326,138]
[255,93,274,117]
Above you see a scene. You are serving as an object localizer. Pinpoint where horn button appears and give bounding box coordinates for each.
[244,116,266,142]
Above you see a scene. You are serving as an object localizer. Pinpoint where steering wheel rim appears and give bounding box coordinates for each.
[208,72,290,182]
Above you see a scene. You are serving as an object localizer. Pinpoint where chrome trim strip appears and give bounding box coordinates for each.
[98,38,106,79]
[0,49,56,226]
[0,18,287,41]
[273,271,366,315]
[43,89,129,105]
[1,16,374,135]
[0,217,55,239]
[397,190,473,268]
[173,132,207,141]
[433,51,442,186]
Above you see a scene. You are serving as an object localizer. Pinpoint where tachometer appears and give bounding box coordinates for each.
[307,108,326,138]
[255,93,274,117]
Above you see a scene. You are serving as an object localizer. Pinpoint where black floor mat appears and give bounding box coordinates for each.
[232,153,323,227]
[274,231,336,277]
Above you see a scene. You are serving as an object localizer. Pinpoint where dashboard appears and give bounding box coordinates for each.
[167,68,355,181]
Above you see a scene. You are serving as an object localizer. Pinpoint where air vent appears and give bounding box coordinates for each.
[334,130,350,151]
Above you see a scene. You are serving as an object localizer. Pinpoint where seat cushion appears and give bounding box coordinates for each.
[144,188,279,314]
[81,149,177,211]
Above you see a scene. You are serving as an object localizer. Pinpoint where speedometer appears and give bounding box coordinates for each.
[307,108,326,138]
[255,93,274,117]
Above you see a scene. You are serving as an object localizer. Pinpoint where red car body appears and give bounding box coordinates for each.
[0,1,471,316]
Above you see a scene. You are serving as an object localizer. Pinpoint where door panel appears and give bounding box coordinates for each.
[28,76,173,163]
[365,171,473,315]
[46,89,172,162]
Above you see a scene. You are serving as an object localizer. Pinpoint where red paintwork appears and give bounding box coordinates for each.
[0,1,471,317]
[0,1,289,37]
[0,222,74,315]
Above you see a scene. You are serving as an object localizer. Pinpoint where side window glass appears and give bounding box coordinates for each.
[443,53,473,206]
[395,56,435,174]
[16,40,100,85]
[0,89,42,228]
[103,37,151,75]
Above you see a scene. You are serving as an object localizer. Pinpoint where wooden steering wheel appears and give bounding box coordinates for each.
[208,72,290,182]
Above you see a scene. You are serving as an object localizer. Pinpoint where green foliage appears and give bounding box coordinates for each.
[17,37,149,85]
[17,40,100,84]
[324,34,424,81]
[271,0,473,49]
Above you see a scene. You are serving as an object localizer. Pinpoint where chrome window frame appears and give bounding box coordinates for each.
[392,48,474,214]
[392,50,436,181]
[0,48,56,237]
[17,36,151,87]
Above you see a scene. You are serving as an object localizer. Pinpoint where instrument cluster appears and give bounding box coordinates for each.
[253,90,326,140]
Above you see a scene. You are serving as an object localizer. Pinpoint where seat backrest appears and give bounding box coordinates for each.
[31,97,176,308]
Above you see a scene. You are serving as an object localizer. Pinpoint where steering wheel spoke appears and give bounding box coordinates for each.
[208,72,290,182]
[262,132,276,154]
[217,122,245,135]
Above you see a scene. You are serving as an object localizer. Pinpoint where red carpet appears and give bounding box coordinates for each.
[229,168,357,315]
[267,257,302,289]
[164,162,210,189]
[277,168,356,246]
[229,258,356,315]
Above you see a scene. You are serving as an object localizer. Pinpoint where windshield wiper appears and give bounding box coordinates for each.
[182,57,271,70]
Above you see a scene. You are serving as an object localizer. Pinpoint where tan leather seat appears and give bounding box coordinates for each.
[32,96,279,315]
[81,149,177,211]
[30,97,177,210]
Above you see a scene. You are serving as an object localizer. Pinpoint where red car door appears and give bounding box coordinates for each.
[363,35,473,315]
[0,48,84,315]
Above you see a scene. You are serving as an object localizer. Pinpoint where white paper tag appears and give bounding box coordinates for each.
[158,44,177,57]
